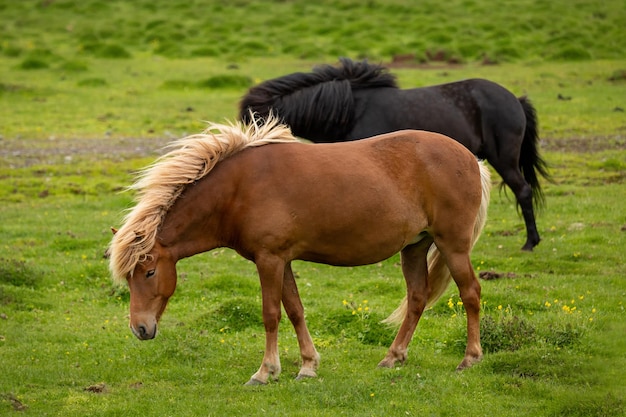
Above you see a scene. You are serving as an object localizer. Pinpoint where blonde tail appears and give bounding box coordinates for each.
[382,161,491,325]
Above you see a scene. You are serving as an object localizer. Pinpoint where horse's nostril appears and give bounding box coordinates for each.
[133,323,157,340]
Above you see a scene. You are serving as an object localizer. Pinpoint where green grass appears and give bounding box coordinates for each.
[2,0,625,63]
[1,57,625,143]
[1,161,625,415]
[1,0,626,415]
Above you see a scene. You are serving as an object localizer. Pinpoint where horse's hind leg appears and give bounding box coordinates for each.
[379,239,432,368]
[491,160,539,251]
[482,120,540,250]
[281,262,320,380]
[439,247,483,369]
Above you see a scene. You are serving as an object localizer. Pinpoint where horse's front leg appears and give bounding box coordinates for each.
[282,262,320,379]
[246,256,285,385]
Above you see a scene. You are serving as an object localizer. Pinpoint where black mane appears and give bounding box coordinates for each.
[311,57,398,90]
[239,58,398,141]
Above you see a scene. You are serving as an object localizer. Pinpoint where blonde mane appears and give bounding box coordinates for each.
[108,115,298,282]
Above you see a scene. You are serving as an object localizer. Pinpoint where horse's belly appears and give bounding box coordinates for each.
[293,218,428,267]
[297,244,401,267]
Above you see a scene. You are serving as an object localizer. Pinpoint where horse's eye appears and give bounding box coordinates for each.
[146,270,156,279]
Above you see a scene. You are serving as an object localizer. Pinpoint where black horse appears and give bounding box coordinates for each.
[239,58,550,251]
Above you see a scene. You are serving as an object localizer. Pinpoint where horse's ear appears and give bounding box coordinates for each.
[111,227,118,235]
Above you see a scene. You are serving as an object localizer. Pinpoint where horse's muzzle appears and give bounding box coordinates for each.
[131,322,157,340]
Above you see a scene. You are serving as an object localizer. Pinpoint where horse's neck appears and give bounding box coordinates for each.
[158,185,224,261]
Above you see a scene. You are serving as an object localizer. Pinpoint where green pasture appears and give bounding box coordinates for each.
[1,0,626,416]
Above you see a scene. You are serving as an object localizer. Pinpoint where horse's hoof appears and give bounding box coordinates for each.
[456,355,482,371]
[521,239,540,252]
[244,378,267,386]
[377,359,395,369]
[295,370,317,380]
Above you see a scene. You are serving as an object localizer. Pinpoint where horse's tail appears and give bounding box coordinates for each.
[382,161,491,326]
[518,96,551,209]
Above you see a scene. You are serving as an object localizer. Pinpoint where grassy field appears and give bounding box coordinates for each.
[2,0,625,62]
[1,0,626,416]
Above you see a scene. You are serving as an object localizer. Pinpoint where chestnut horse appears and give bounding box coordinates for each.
[109,116,491,385]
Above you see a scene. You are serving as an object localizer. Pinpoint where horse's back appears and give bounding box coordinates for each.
[242,129,480,203]
[241,129,477,190]
[349,79,525,154]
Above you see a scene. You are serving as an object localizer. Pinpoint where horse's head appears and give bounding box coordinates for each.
[126,242,177,340]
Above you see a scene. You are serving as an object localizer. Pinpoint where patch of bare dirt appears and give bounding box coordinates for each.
[1,131,624,170]
[3,394,27,412]
[386,52,466,70]
[129,381,143,389]
[84,382,107,393]
[541,135,626,153]
[386,52,501,69]
[479,271,518,280]
[0,136,172,168]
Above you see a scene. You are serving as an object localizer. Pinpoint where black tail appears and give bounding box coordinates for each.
[518,96,551,209]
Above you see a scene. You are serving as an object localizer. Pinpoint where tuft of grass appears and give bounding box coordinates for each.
[58,60,89,72]
[0,258,43,288]
[2,45,23,58]
[97,44,132,59]
[189,46,221,57]
[197,74,253,90]
[480,314,537,353]
[152,40,187,59]
[17,58,49,70]
[161,74,253,91]
[76,77,108,87]
[314,299,396,347]
[550,46,593,61]
[204,297,262,331]
[81,42,131,59]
